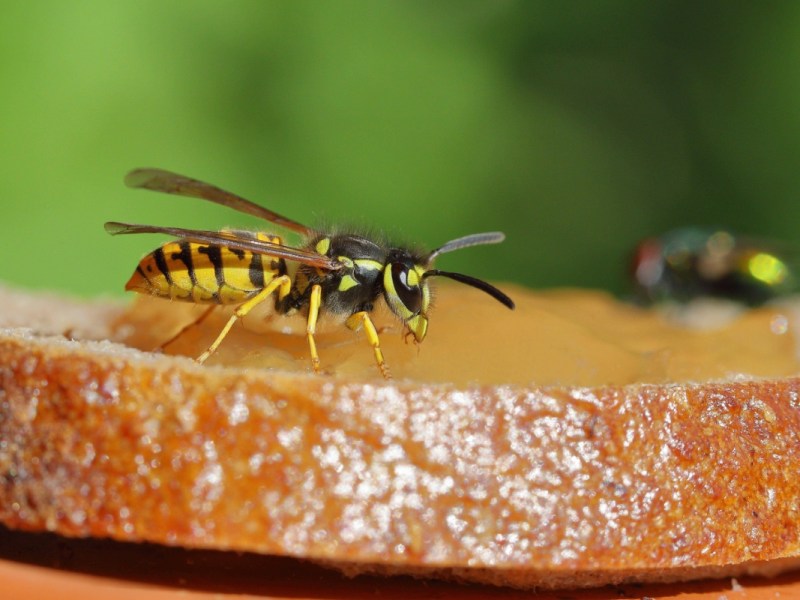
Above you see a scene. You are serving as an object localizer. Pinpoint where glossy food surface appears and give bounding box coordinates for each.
[117,285,800,386]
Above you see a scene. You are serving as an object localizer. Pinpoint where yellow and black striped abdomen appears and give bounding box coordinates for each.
[125,232,286,305]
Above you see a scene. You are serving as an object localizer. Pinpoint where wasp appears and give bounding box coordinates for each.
[105,168,514,378]
[631,227,795,306]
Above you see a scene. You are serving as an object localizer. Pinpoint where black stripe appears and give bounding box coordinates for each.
[229,247,245,260]
[135,265,151,284]
[171,241,197,285]
[153,247,173,285]
[249,253,265,288]
[198,245,225,288]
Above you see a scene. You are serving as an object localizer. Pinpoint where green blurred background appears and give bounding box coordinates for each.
[3,1,800,298]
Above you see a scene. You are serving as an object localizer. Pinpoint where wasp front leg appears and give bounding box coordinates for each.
[346,311,391,379]
[305,284,323,373]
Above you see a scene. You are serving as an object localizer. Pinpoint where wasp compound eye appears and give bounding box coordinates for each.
[391,262,422,314]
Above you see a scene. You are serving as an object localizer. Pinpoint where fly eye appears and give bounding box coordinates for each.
[391,262,422,314]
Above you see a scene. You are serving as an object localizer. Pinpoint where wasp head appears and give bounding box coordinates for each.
[382,232,515,343]
[382,250,431,342]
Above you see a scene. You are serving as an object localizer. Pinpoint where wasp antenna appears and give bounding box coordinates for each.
[427,232,506,263]
[423,269,515,309]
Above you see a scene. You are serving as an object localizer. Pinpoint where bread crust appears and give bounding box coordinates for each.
[3,294,800,590]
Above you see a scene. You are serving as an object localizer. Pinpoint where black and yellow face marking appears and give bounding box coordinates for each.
[107,168,514,379]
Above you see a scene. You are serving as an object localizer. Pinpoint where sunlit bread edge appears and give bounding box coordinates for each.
[2,289,800,589]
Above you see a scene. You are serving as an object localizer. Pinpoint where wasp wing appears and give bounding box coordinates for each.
[105,222,342,271]
[124,168,314,237]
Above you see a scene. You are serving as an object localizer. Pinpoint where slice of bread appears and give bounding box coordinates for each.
[2,284,800,590]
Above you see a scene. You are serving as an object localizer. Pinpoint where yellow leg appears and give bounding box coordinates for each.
[306,284,322,373]
[196,275,292,364]
[158,305,216,352]
[346,311,391,380]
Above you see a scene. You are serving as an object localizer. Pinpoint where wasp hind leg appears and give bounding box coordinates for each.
[346,311,391,380]
[157,305,216,352]
[196,275,292,364]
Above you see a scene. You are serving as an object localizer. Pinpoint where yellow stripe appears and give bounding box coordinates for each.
[354,259,383,271]
[338,274,359,292]
[382,267,413,320]
[162,242,193,299]
[219,248,254,291]
[191,248,221,302]
[315,238,331,255]
[256,232,282,244]
[337,256,354,268]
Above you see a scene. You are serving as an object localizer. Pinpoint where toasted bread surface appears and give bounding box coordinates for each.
[2,285,800,589]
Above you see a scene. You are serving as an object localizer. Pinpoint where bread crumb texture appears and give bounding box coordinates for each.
[2,284,800,589]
